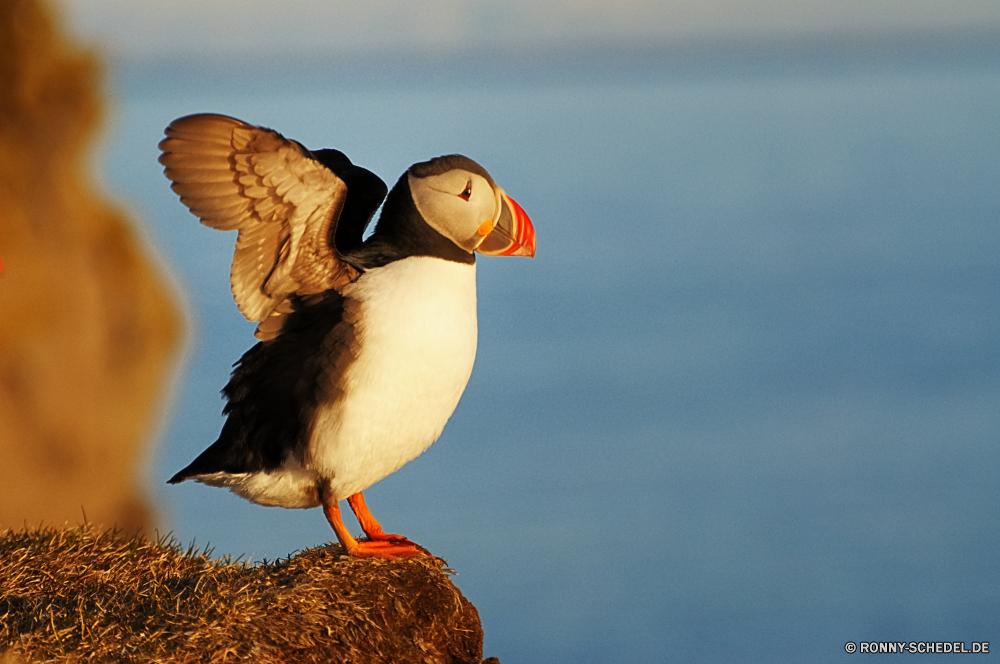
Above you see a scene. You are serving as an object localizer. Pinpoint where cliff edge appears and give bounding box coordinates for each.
[0,526,498,663]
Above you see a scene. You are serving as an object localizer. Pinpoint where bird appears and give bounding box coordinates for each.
[159,113,534,560]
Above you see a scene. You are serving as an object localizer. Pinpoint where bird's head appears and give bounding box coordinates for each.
[407,155,535,258]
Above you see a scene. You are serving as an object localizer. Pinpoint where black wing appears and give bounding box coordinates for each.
[311,148,387,255]
[168,291,352,481]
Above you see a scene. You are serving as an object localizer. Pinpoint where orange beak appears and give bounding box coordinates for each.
[476,190,536,258]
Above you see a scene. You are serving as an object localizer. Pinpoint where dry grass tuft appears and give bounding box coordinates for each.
[0,526,489,663]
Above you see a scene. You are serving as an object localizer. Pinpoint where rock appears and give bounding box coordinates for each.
[0,0,183,532]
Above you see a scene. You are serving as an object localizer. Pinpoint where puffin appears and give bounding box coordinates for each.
[159,114,534,560]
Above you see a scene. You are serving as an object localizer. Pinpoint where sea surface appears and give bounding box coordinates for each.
[97,37,999,663]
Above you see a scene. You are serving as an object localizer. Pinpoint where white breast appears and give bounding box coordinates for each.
[308,256,478,500]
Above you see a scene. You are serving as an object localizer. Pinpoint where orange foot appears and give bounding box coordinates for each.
[321,488,437,562]
[345,538,429,559]
[347,493,417,544]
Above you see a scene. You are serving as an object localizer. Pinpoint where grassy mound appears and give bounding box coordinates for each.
[0,526,491,663]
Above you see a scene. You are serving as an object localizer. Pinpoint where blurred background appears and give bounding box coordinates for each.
[2,0,998,661]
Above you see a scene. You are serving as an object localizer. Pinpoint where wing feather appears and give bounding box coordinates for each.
[163,167,236,184]
[159,137,233,157]
[171,180,245,199]
[158,113,360,339]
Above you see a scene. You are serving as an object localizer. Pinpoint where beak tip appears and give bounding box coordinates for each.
[508,194,535,258]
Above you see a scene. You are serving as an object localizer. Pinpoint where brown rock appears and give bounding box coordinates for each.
[0,0,183,532]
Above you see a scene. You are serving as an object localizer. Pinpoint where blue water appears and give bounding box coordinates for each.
[98,41,1000,663]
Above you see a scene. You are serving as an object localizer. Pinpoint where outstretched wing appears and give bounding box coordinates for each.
[158,113,361,339]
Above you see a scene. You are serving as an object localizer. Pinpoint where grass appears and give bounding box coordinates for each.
[0,525,489,663]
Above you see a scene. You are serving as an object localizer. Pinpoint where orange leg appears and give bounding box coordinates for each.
[347,492,413,543]
[319,485,429,560]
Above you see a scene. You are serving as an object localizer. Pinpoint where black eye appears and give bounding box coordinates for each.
[459,181,472,201]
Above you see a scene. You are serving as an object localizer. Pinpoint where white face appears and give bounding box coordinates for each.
[408,169,499,253]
